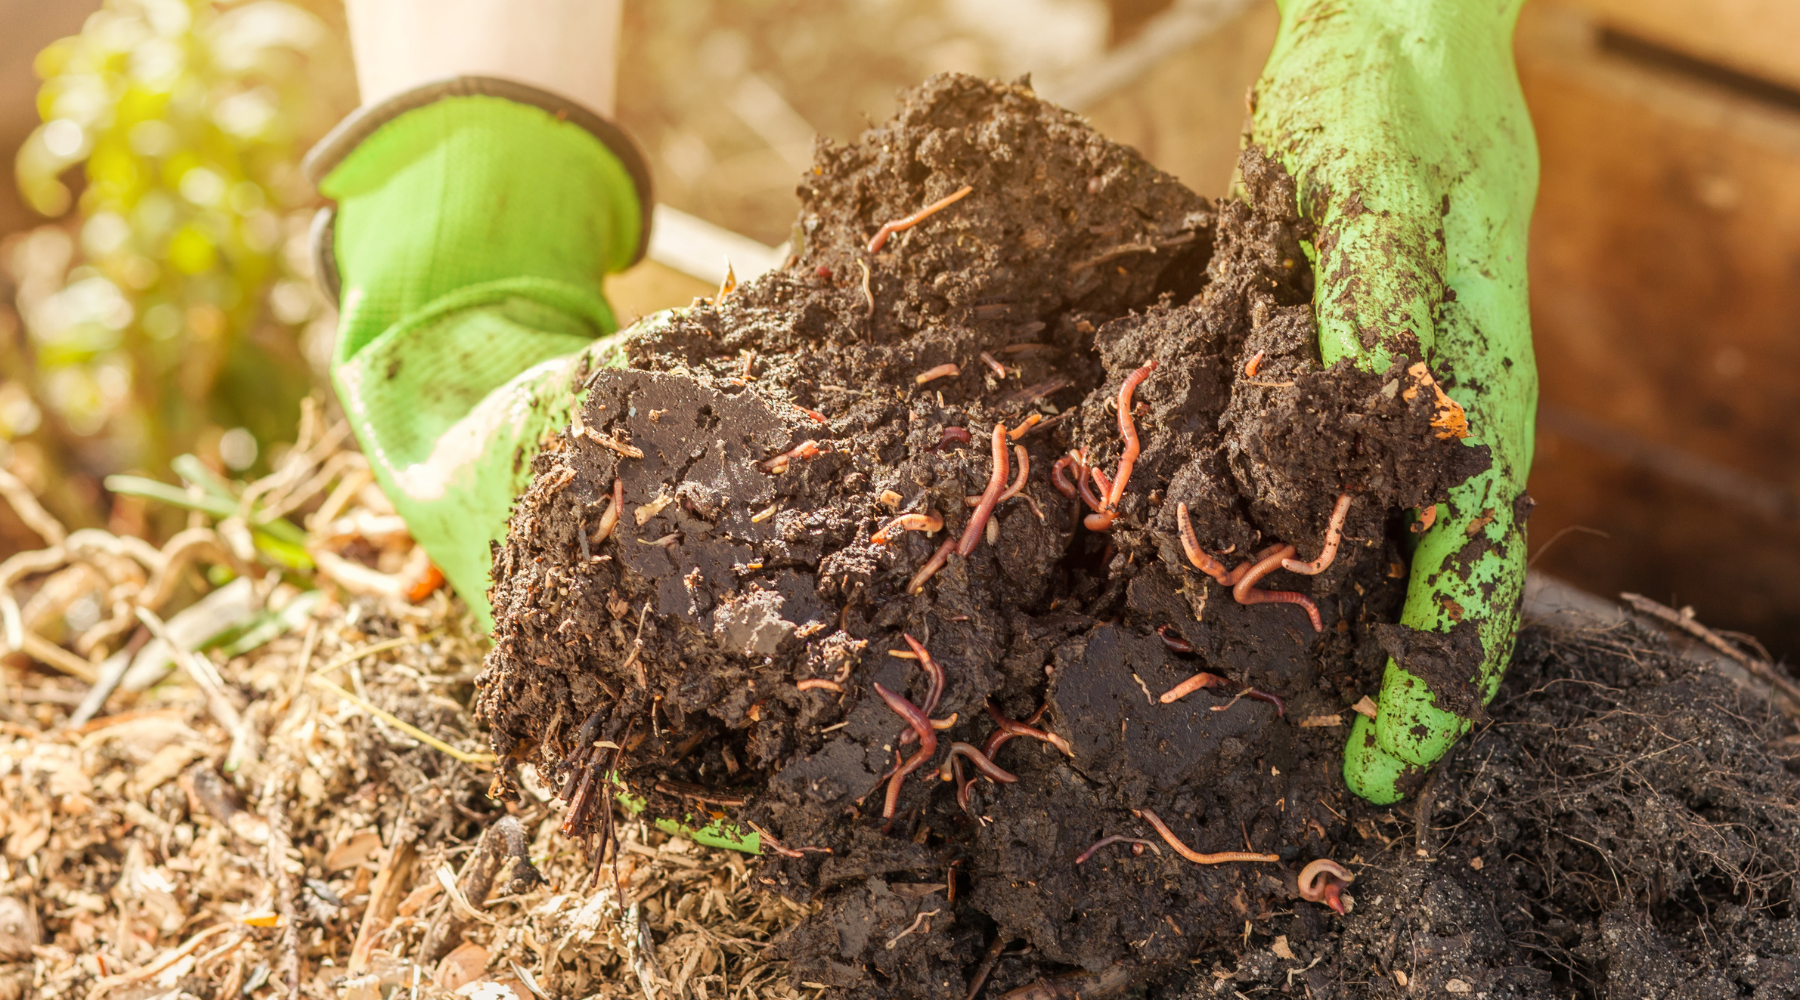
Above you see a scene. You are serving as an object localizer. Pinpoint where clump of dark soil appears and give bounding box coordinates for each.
[469,74,1798,998]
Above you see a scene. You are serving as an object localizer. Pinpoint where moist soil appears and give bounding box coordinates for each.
[472,75,1800,998]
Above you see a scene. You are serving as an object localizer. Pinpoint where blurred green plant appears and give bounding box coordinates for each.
[8,0,353,494]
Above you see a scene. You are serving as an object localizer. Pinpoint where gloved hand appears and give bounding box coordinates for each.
[1251,0,1539,803]
[304,77,652,632]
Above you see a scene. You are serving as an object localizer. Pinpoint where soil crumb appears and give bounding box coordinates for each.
[469,75,1795,999]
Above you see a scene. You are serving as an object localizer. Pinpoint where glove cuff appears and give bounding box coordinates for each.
[302,74,654,301]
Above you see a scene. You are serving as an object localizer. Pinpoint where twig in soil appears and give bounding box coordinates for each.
[873,512,944,545]
[917,363,961,385]
[592,477,623,543]
[983,701,1073,757]
[1621,592,1800,706]
[263,774,301,995]
[885,908,942,949]
[582,427,645,459]
[1132,809,1279,864]
[957,423,1011,557]
[1075,835,1161,864]
[796,678,844,693]
[744,818,832,858]
[348,811,417,973]
[421,816,541,962]
[1159,670,1229,704]
[1244,350,1266,377]
[308,675,497,763]
[85,923,236,1000]
[978,351,1010,378]
[1282,493,1353,575]
[867,184,973,253]
[1232,544,1323,632]
[874,683,939,822]
[857,259,874,320]
[937,742,1018,784]
[1297,859,1355,915]
[1156,624,1194,653]
[907,537,957,594]
[1411,503,1437,533]
[964,936,1010,1000]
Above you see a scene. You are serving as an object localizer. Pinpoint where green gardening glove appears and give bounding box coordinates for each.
[304,77,653,631]
[1251,0,1539,803]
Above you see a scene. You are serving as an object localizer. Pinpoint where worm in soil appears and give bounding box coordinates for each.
[1075,835,1161,865]
[1132,808,1279,865]
[979,351,1009,378]
[1105,360,1157,508]
[907,537,957,594]
[956,422,1010,557]
[916,363,960,385]
[1158,671,1229,704]
[983,701,1073,756]
[867,184,973,254]
[1282,493,1353,575]
[1210,686,1287,718]
[1298,858,1355,915]
[1156,624,1194,654]
[931,426,972,452]
[938,742,1018,784]
[1050,455,1080,498]
[874,683,938,822]
[591,478,623,544]
[873,512,943,545]
[1233,544,1323,632]
[1244,350,1265,377]
[760,440,821,474]
[896,633,945,747]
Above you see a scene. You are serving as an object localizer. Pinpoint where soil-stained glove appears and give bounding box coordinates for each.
[1251,0,1539,803]
[304,77,653,631]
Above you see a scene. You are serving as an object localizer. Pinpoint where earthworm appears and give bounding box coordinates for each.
[1233,543,1322,632]
[1007,414,1042,439]
[760,440,821,474]
[1156,624,1194,654]
[1282,493,1353,575]
[984,701,1073,756]
[1050,456,1080,498]
[1132,809,1279,865]
[873,512,944,545]
[931,426,972,452]
[1075,835,1161,865]
[979,351,1009,378]
[998,446,1030,502]
[745,819,832,859]
[907,537,957,594]
[897,633,945,747]
[1298,858,1355,915]
[1244,350,1265,377]
[1106,360,1157,508]
[796,678,843,692]
[1077,462,1107,515]
[874,683,938,820]
[868,184,973,254]
[916,364,960,385]
[937,742,1018,784]
[1208,686,1287,718]
[1158,671,1229,704]
[1412,503,1438,533]
[1175,502,1232,583]
[956,422,1010,557]
[931,713,958,730]
[951,755,974,815]
[796,405,828,424]
[963,936,1008,1000]
[591,478,623,544]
